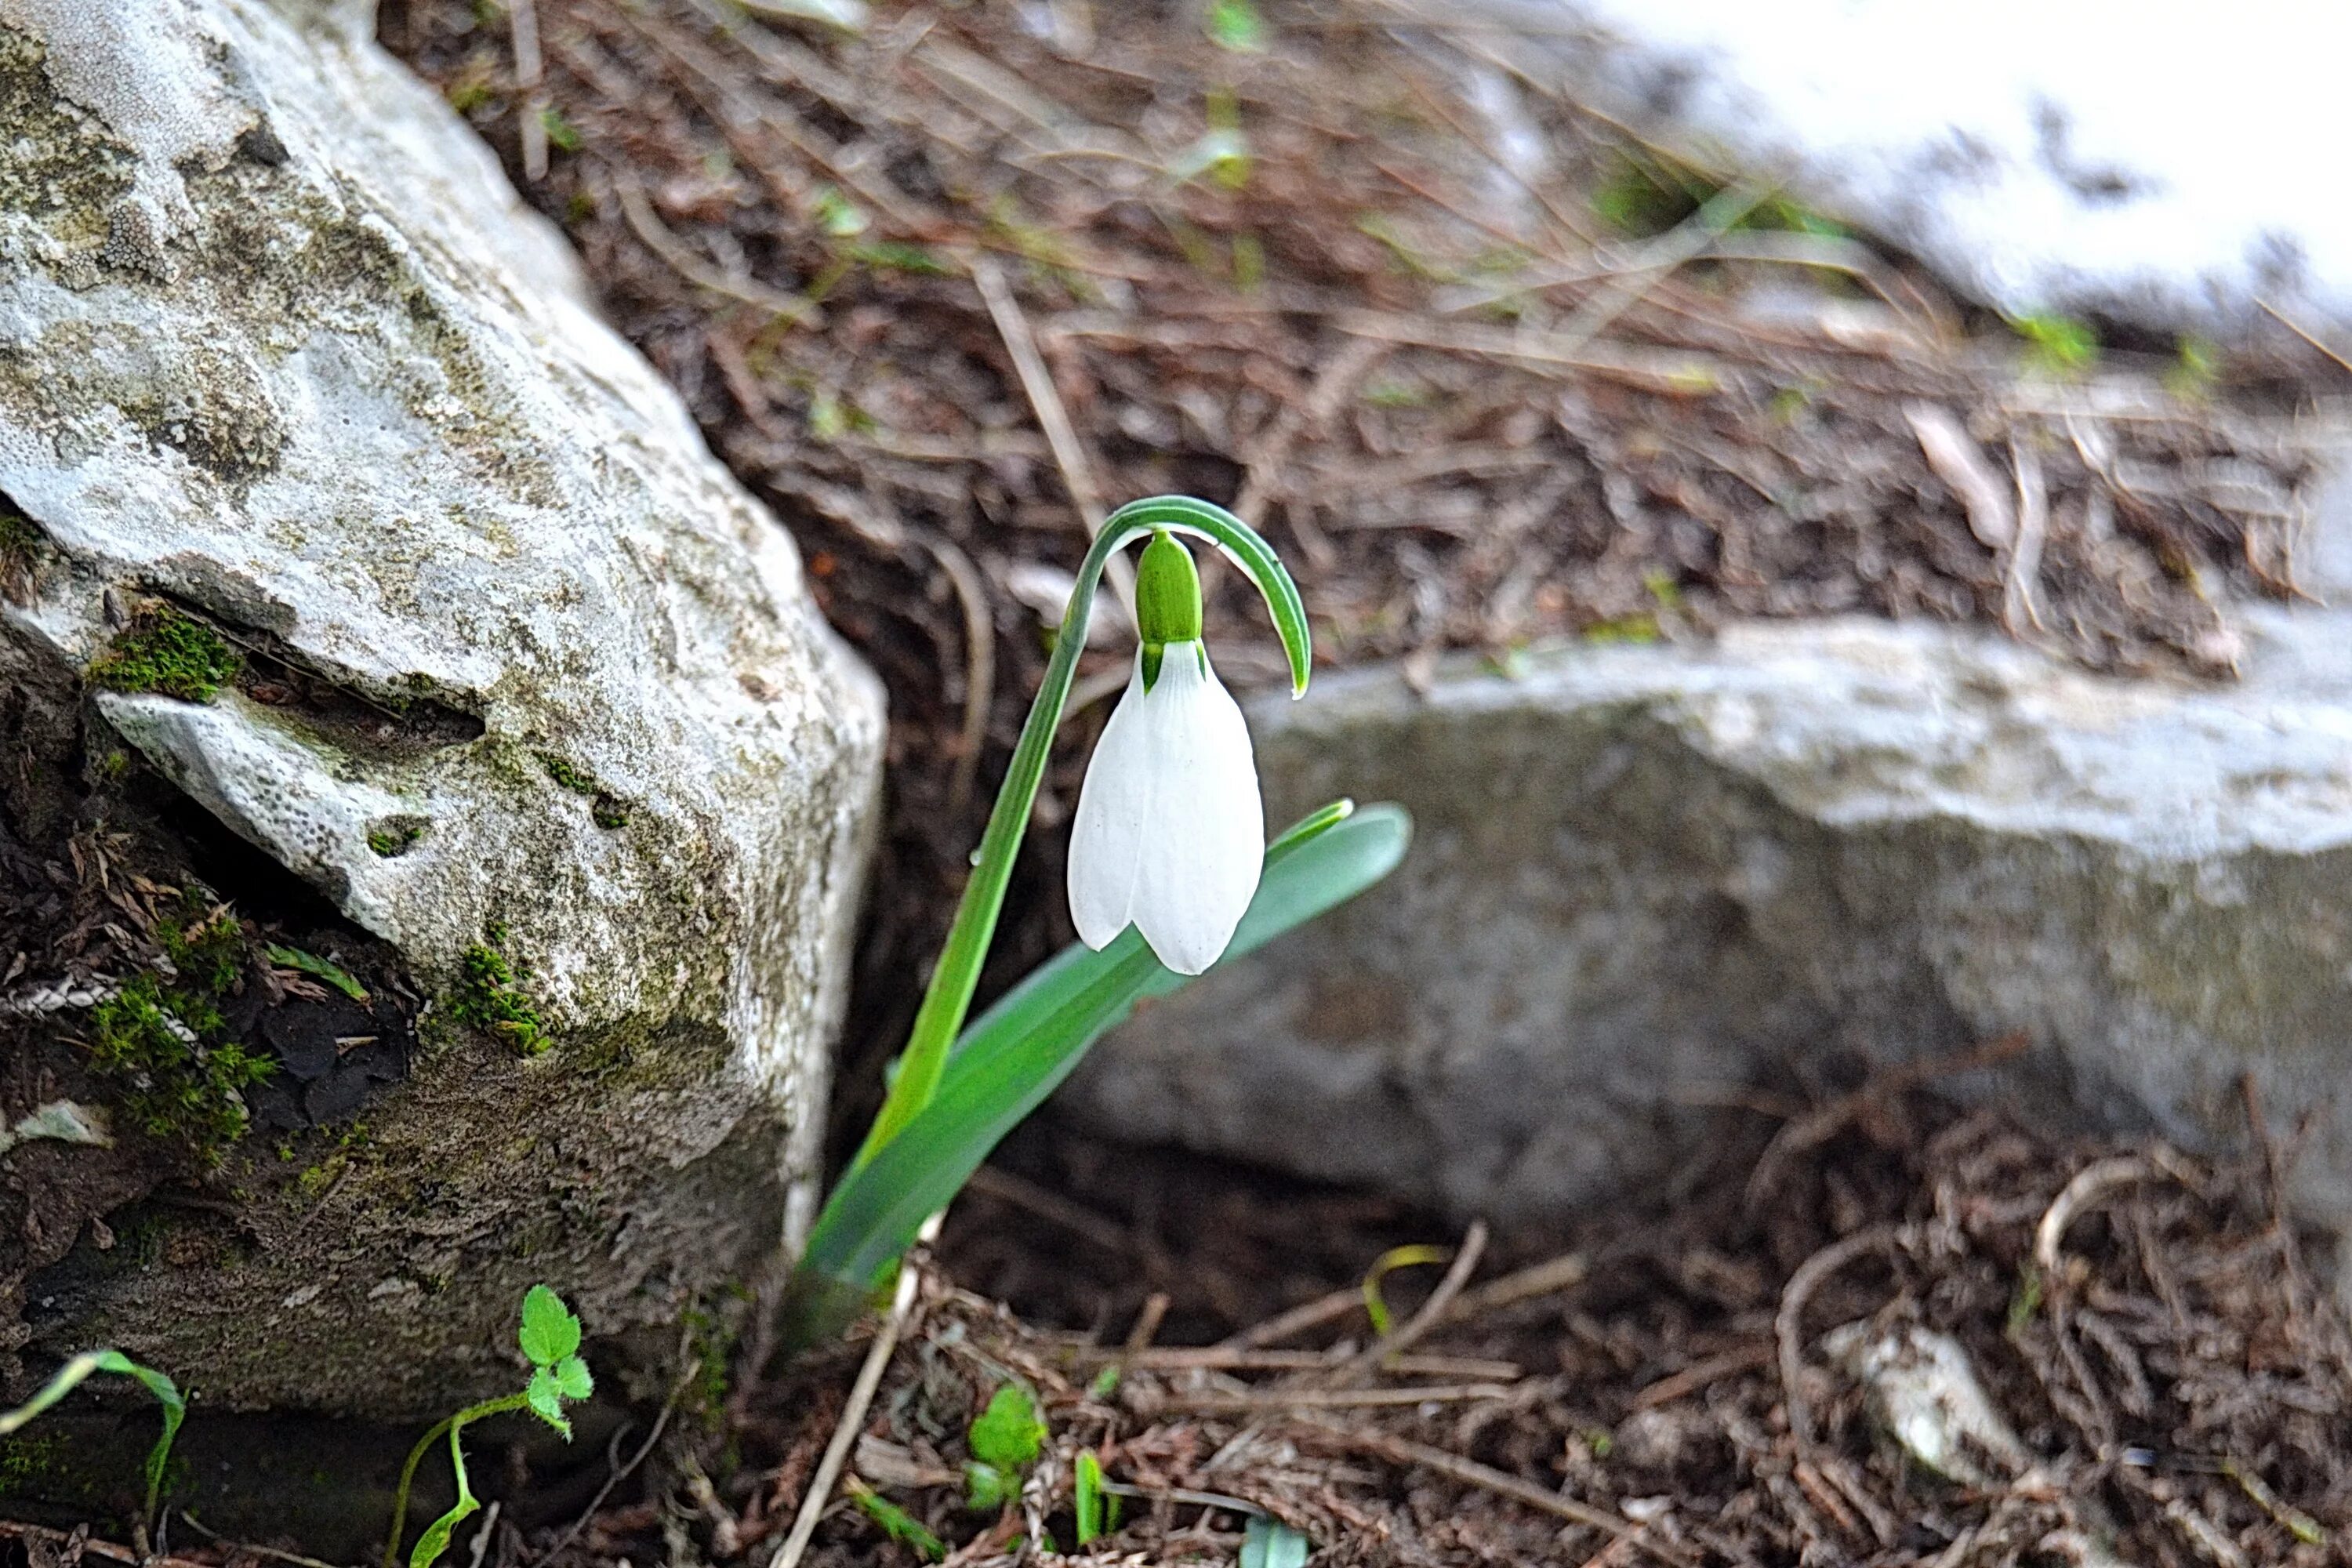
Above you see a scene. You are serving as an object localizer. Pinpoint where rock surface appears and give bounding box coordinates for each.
[0,0,882,1415]
[1065,470,2352,1287]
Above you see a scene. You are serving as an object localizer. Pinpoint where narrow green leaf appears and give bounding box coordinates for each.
[792,803,1410,1305]
[265,943,371,1003]
[968,1384,1047,1472]
[1242,1515,1312,1568]
[848,1479,945,1561]
[1073,1451,1105,1545]
[517,1284,580,1367]
[1,1349,185,1522]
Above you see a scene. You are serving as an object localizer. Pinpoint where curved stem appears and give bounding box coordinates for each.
[383,1393,532,1568]
[851,496,1308,1167]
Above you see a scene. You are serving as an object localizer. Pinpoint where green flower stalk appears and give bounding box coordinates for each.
[779,495,1408,1350]
[851,497,1307,1169]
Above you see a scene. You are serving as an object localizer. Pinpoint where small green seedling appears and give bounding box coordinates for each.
[848,1476,946,1562]
[1242,1515,1311,1568]
[0,1349,185,1530]
[1360,1243,1450,1335]
[1073,1450,1106,1545]
[964,1383,1047,1512]
[386,1286,593,1568]
[2010,311,2099,377]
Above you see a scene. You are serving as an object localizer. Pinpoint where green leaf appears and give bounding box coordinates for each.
[848,1479,944,1562]
[791,803,1410,1310]
[1073,1450,1105,1545]
[517,1284,580,1367]
[553,1355,594,1400]
[525,1367,568,1437]
[265,943,372,1003]
[964,1461,1011,1512]
[1242,1515,1312,1568]
[968,1385,1047,1472]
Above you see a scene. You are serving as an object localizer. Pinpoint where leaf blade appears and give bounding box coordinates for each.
[517,1284,580,1367]
[793,803,1410,1301]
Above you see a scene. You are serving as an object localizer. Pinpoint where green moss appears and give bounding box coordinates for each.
[539,751,630,829]
[85,608,241,703]
[156,889,243,993]
[449,923,548,1056]
[0,1431,69,1497]
[87,975,273,1162]
[367,816,427,858]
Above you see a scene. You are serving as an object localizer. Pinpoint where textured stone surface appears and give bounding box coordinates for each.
[0,0,883,1413]
[1065,476,2352,1279]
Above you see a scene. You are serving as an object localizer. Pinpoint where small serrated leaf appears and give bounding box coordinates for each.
[553,1354,593,1401]
[526,1366,570,1436]
[967,1385,1047,1472]
[517,1284,581,1367]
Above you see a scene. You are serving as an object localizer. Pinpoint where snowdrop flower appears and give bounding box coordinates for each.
[1068,531,1263,975]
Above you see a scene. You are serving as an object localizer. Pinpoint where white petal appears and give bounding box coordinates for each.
[1066,655,1157,951]
[1129,646,1264,974]
[1065,644,1265,974]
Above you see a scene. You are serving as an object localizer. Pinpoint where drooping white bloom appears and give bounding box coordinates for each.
[1067,639,1264,975]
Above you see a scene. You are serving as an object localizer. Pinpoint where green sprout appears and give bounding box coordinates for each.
[964,1383,1047,1511]
[811,185,869,238]
[85,606,241,703]
[538,105,582,154]
[779,499,1409,1349]
[1073,1450,1108,1545]
[2010,312,2100,377]
[0,1349,185,1530]
[387,1286,593,1568]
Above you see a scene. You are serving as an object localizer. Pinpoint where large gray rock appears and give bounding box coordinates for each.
[0,0,883,1414]
[1065,475,2352,1275]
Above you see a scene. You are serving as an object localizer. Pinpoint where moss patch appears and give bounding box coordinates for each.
[85,607,241,703]
[449,923,548,1056]
[87,975,273,1163]
[537,750,630,829]
[157,889,242,993]
[366,815,428,858]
